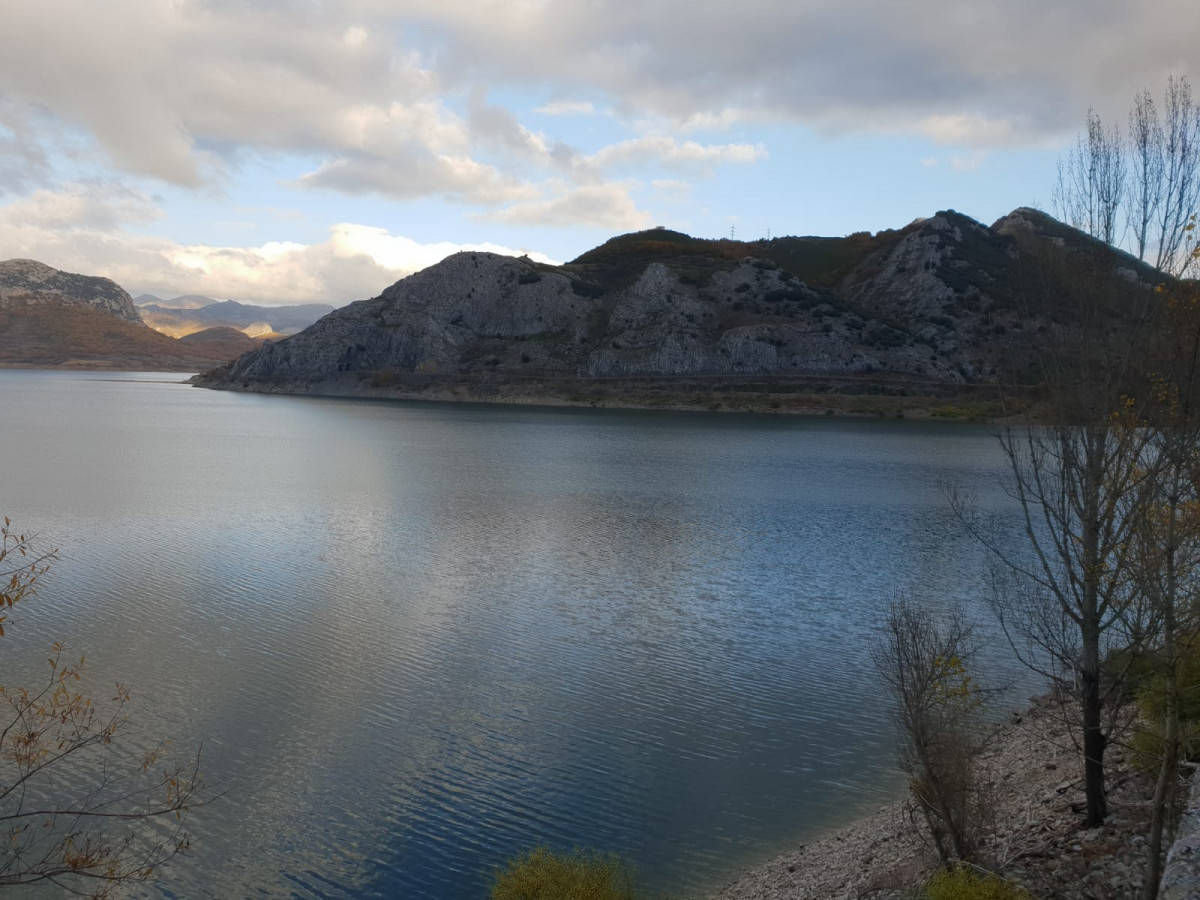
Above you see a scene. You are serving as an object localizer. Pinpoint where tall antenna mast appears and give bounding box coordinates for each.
[730,224,736,240]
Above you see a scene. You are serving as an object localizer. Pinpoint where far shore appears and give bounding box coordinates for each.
[195,370,1017,423]
[1,361,1030,422]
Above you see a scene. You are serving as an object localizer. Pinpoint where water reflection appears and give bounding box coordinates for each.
[0,371,1029,898]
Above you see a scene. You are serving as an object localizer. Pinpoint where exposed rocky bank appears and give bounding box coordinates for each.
[712,696,1165,899]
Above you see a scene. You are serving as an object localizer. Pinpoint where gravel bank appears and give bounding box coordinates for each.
[712,695,1163,899]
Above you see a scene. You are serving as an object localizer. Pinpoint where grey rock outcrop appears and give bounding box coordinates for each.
[197,210,1160,398]
[0,259,142,323]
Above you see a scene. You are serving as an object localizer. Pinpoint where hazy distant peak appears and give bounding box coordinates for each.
[160,294,219,310]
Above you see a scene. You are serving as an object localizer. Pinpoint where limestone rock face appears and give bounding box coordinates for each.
[0,259,142,323]
[196,211,1160,395]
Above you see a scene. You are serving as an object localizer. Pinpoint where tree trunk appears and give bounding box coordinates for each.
[1081,661,1109,826]
[1142,496,1181,900]
[1142,668,1179,900]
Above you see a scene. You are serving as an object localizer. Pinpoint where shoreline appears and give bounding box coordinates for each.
[709,695,1158,899]
[4,364,1017,422]
[195,374,1012,422]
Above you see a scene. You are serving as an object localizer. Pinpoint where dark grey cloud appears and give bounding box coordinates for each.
[411,0,1198,143]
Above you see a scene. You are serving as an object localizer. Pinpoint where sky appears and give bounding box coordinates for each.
[0,0,1197,307]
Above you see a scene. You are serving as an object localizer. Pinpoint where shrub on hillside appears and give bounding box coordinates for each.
[1130,635,1200,772]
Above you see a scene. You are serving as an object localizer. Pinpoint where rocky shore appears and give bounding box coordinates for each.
[712,695,1166,899]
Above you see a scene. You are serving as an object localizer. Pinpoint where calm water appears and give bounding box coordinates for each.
[0,370,1027,898]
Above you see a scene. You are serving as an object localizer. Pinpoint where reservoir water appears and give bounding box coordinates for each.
[0,370,1027,898]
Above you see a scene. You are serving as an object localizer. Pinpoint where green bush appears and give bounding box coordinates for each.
[924,865,1032,900]
[491,848,638,900]
[1130,635,1200,771]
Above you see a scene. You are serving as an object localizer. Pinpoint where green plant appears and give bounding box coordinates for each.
[491,848,638,900]
[924,865,1032,900]
[1130,635,1200,772]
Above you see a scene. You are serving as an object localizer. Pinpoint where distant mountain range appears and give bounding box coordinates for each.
[0,260,262,370]
[134,296,335,339]
[195,208,1164,412]
[133,293,214,310]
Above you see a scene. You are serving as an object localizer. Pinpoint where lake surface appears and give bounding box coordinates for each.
[0,370,1029,898]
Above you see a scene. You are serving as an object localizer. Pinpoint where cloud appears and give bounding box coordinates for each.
[0,101,56,194]
[912,114,1027,148]
[467,91,556,166]
[296,152,538,205]
[8,0,1190,199]
[0,181,162,231]
[0,188,556,306]
[408,0,1199,144]
[326,224,559,270]
[476,183,651,229]
[535,101,597,117]
[586,137,767,171]
[0,1,451,187]
[949,151,990,173]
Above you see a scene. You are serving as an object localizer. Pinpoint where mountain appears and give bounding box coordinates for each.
[0,261,266,370]
[135,294,216,310]
[177,326,263,356]
[192,210,1166,410]
[1,259,143,323]
[139,299,335,338]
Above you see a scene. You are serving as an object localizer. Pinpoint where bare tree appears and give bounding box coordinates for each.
[873,598,989,863]
[990,419,1149,826]
[1132,242,1200,899]
[0,520,205,897]
[1127,88,1165,264]
[1054,109,1126,246]
[1061,77,1198,275]
[952,249,1159,827]
[1153,76,1200,275]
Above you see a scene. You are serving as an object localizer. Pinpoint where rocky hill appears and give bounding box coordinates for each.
[194,209,1165,412]
[0,259,142,323]
[0,261,267,370]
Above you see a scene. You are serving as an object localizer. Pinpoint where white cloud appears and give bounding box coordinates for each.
[327,224,559,270]
[0,181,162,231]
[0,188,557,306]
[476,182,651,229]
[296,153,539,205]
[913,114,1027,148]
[586,137,767,171]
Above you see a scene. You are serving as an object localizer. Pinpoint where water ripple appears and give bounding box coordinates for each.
[0,371,1036,899]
